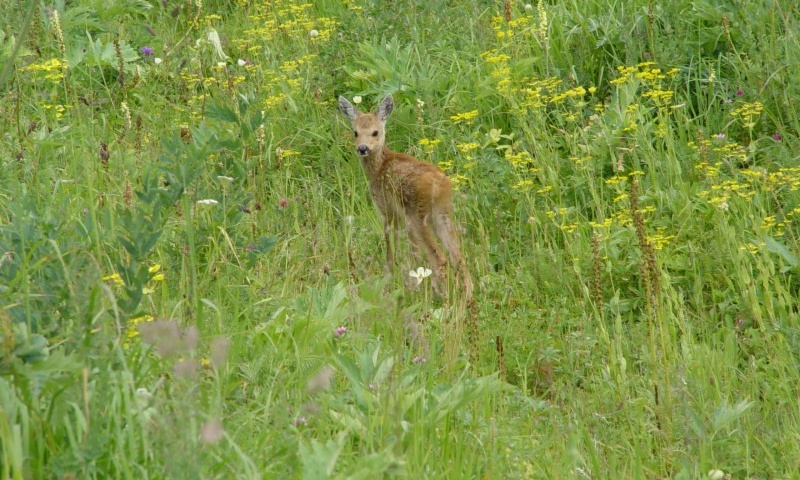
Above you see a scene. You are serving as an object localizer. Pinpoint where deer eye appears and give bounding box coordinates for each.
[372,130,379,137]
[353,130,358,137]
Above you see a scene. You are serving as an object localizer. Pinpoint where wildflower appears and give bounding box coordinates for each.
[216,61,226,67]
[456,142,480,154]
[102,272,125,287]
[237,58,247,66]
[413,356,427,365]
[450,109,479,124]
[217,175,234,183]
[140,46,154,56]
[207,29,229,60]
[707,470,725,480]
[197,199,219,205]
[153,57,162,65]
[334,326,347,338]
[127,314,154,338]
[293,416,307,427]
[352,95,362,105]
[409,267,432,286]
[713,133,727,141]
[278,198,288,208]
[135,387,153,402]
[148,264,161,274]
[419,138,442,148]
[120,101,132,130]
[772,133,783,141]
[309,29,319,38]
[735,89,743,96]
[524,3,533,10]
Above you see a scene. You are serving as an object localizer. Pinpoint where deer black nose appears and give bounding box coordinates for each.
[357,145,369,155]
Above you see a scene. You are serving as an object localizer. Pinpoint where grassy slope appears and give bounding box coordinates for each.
[2,0,800,478]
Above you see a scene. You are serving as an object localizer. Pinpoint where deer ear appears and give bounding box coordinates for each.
[377,94,394,122]
[338,96,358,122]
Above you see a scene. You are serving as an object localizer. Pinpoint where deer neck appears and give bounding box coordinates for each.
[361,146,390,180]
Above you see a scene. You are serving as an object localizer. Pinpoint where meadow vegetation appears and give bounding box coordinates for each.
[1,0,800,478]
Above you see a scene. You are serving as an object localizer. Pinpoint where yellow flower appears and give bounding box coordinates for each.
[513,179,534,190]
[419,138,442,147]
[450,110,479,124]
[102,273,125,287]
[21,58,67,83]
[437,160,454,171]
[456,142,480,154]
[126,314,154,338]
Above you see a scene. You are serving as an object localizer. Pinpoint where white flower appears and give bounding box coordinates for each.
[154,57,162,65]
[409,267,432,286]
[197,199,219,205]
[707,470,725,480]
[309,29,319,38]
[237,58,246,66]
[524,3,533,10]
[352,95,362,105]
[217,61,226,67]
[416,98,425,109]
[217,175,234,184]
[136,388,153,401]
[207,29,229,60]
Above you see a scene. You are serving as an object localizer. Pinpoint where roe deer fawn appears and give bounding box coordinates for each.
[338,94,473,300]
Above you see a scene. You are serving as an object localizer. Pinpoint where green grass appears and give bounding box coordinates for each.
[2,0,800,478]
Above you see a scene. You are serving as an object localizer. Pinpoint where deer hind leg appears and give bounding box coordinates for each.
[406,213,447,295]
[405,222,425,269]
[432,210,473,301]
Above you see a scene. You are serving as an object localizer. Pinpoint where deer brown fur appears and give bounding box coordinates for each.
[338,94,473,300]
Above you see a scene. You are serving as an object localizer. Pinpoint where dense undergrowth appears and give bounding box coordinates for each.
[2,0,800,478]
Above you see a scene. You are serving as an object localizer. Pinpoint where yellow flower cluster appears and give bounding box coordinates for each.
[21,58,67,84]
[450,110,479,124]
[126,314,154,339]
[244,1,338,43]
[550,85,587,104]
[419,138,442,153]
[456,142,480,154]
[520,77,561,108]
[504,149,537,171]
[730,101,763,129]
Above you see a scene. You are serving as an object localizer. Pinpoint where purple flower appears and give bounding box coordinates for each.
[772,133,783,141]
[713,133,727,141]
[412,356,426,365]
[278,198,289,209]
[334,326,347,338]
[140,46,154,56]
[735,88,744,96]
